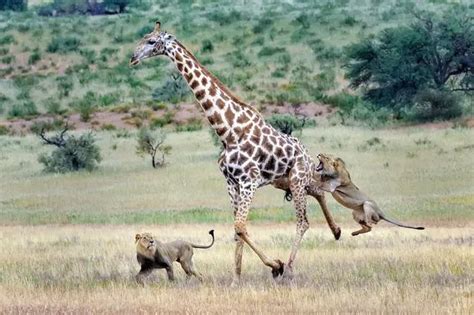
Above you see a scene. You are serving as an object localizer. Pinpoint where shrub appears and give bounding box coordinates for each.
[267,114,308,135]
[28,50,42,65]
[257,46,286,57]
[201,39,214,53]
[47,36,81,53]
[38,132,102,173]
[152,73,190,104]
[74,92,97,122]
[406,89,463,122]
[0,35,15,45]
[45,100,66,115]
[136,127,171,168]
[7,101,39,119]
[175,119,202,132]
[0,0,27,11]
[56,76,74,98]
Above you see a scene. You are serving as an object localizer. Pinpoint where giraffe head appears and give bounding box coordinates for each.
[130,21,175,66]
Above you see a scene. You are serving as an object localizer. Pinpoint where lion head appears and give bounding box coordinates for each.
[316,153,352,187]
[135,233,157,260]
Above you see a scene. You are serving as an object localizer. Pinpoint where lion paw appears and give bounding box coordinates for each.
[271,259,285,279]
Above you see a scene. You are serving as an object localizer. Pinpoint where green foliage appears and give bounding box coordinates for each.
[406,89,463,122]
[136,127,171,168]
[266,114,308,135]
[175,119,202,132]
[201,39,214,53]
[56,76,74,98]
[45,100,66,115]
[47,36,81,54]
[0,34,15,45]
[38,132,102,173]
[73,91,97,122]
[150,112,174,128]
[28,50,41,65]
[7,101,38,119]
[345,9,473,120]
[0,0,27,11]
[257,46,287,57]
[152,73,190,104]
[103,0,132,13]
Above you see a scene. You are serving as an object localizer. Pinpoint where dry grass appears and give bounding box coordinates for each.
[0,125,473,313]
[0,224,472,314]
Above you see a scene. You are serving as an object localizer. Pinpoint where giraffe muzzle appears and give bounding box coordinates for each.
[130,56,140,66]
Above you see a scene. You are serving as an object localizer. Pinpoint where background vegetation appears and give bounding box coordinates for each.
[0,0,472,128]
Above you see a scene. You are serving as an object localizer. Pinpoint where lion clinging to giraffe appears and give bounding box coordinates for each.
[130,21,341,283]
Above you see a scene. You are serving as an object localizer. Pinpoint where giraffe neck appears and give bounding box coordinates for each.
[165,40,262,145]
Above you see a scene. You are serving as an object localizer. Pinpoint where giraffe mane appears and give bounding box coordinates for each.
[175,40,262,117]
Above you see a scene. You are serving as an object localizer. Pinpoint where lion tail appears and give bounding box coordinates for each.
[381,216,425,230]
[191,230,215,249]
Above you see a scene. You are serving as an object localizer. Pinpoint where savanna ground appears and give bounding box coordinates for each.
[1,126,473,313]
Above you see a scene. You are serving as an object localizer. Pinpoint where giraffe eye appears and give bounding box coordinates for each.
[148,40,156,45]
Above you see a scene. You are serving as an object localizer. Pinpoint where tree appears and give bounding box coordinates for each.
[37,123,102,173]
[136,127,171,168]
[0,0,27,11]
[345,9,472,116]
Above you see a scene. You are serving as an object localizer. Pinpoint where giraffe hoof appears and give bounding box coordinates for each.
[334,227,342,240]
[271,259,285,279]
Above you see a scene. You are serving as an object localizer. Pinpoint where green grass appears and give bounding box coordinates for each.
[1,126,473,226]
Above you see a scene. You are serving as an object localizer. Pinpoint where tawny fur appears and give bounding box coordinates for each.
[316,154,425,236]
[134,230,214,285]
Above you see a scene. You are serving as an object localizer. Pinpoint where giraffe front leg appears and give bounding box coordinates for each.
[234,181,283,278]
[226,180,245,287]
[285,185,309,280]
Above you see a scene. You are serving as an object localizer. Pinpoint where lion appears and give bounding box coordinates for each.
[135,230,214,285]
[315,153,425,236]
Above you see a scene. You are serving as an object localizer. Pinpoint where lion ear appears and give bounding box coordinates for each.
[135,234,141,242]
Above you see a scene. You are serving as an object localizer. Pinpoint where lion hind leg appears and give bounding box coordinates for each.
[351,224,372,236]
[180,260,203,282]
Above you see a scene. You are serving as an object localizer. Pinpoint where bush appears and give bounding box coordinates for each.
[7,101,39,119]
[0,0,27,11]
[152,74,190,104]
[0,35,15,45]
[73,92,97,122]
[407,89,463,122]
[257,46,286,57]
[267,114,308,135]
[201,39,214,53]
[136,127,171,168]
[38,132,102,173]
[47,36,81,54]
[28,50,41,65]
[56,76,74,98]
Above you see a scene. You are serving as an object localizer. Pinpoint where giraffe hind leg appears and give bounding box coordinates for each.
[234,181,282,274]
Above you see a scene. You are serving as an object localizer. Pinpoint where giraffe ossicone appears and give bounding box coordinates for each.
[131,21,341,283]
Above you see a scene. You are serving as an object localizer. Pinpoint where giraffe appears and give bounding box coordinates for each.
[130,22,340,283]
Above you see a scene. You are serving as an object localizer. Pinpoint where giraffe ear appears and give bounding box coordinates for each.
[154,21,161,32]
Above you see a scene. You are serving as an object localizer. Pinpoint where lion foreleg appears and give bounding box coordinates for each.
[136,266,153,286]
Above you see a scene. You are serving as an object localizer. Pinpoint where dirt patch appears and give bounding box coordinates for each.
[0,102,334,134]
